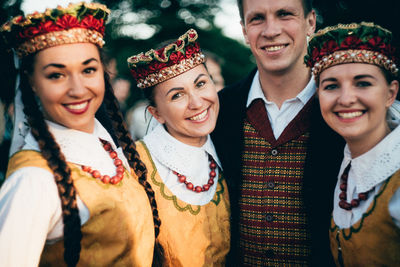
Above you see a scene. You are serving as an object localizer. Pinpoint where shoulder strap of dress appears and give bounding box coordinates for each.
[6,150,51,178]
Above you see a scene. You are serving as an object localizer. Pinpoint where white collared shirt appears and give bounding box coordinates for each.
[246,71,316,139]
[333,123,400,229]
[0,119,128,267]
[143,123,222,206]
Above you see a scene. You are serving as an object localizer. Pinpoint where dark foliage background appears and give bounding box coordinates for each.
[0,0,399,106]
[0,0,399,183]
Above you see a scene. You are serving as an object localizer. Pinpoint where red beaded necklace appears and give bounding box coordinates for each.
[338,163,369,210]
[81,139,124,185]
[172,155,217,193]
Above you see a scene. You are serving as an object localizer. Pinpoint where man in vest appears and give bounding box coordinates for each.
[211,0,344,265]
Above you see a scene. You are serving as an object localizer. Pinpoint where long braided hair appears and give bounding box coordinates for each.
[19,54,82,267]
[19,49,163,266]
[102,70,164,265]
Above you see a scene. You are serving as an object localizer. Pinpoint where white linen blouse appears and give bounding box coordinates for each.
[143,123,222,206]
[0,119,130,267]
[332,122,400,229]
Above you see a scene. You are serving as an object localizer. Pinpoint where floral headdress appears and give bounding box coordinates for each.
[0,2,110,57]
[305,22,398,78]
[127,29,205,89]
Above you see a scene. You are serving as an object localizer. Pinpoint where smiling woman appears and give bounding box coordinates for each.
[127,29,230,266]
[0,2,162,267]
[306,21,400,266]
[318,63,397,157]
[148,65,219,147]
[30,43,105,133]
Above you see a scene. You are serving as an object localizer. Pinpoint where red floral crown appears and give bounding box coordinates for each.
[0,2,110,57]
[127,29,205,89]
[305,22,398,77]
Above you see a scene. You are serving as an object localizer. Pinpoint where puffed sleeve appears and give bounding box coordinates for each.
[0,167,61,267]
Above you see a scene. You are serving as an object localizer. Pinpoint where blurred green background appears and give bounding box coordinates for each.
[1,0,399,107]
[0,0,399,182]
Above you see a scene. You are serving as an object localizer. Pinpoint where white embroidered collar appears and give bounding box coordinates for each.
[143,123,222,177]
[342,122,400,193]
[21,119,130,174]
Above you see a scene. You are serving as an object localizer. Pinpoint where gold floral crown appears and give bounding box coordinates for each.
[0,2,110,58]
[127,29,205,89]
[305,22,398,77]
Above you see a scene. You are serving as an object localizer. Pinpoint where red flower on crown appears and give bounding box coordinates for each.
[305,23,398,77]
[367,36,383,49]
[185,43,200,58]
[169,51,185,64]
[148,61,168,72]
[320,40,339,56]
[367,36,393,56]
[19,26,40,39]
[81,15,105,35]
[1,2,110,57]
[56,14,80,30]
[341,36,362,49]
[130,66,149,79]
[306,46,321,66]
[311,47,320,59]
[38,20,62,34]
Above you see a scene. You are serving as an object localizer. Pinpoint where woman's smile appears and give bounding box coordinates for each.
[188,108,209,122]
[63,99,91,115]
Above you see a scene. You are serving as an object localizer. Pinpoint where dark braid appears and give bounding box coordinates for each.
[102,72,164,265]
[19,63,82,267]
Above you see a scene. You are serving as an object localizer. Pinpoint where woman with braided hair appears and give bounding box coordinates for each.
[127,29,230,266]
[0,2,161,266]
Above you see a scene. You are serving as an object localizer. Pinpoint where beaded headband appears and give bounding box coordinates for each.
[0,2,110,58]
[127,29,205,89]
[305,22,398,78]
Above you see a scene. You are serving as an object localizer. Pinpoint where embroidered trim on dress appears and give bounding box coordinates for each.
[330,175,393,239]
[139,141,224,214]
[211,175,224,206]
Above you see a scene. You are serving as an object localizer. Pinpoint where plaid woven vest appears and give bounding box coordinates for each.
[239,99,312,266]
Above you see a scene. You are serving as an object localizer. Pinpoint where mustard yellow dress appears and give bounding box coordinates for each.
[1,120,154,267]
[136,140,230,267]
[329,122,400,266]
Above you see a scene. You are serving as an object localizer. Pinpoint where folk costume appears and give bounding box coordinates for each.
[306,22,400,266]
[128,30,231,266]
[1,120,155,266]
[212,33,345,267]
[0,3,155,266]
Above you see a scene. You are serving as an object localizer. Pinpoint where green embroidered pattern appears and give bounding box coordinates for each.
[211,173,224,205]
[139,140,225,215]
[330,175,392,240]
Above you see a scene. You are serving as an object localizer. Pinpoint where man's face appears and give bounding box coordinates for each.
[241,0,316,76]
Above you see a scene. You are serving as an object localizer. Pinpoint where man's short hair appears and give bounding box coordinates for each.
[237,0,314,22]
